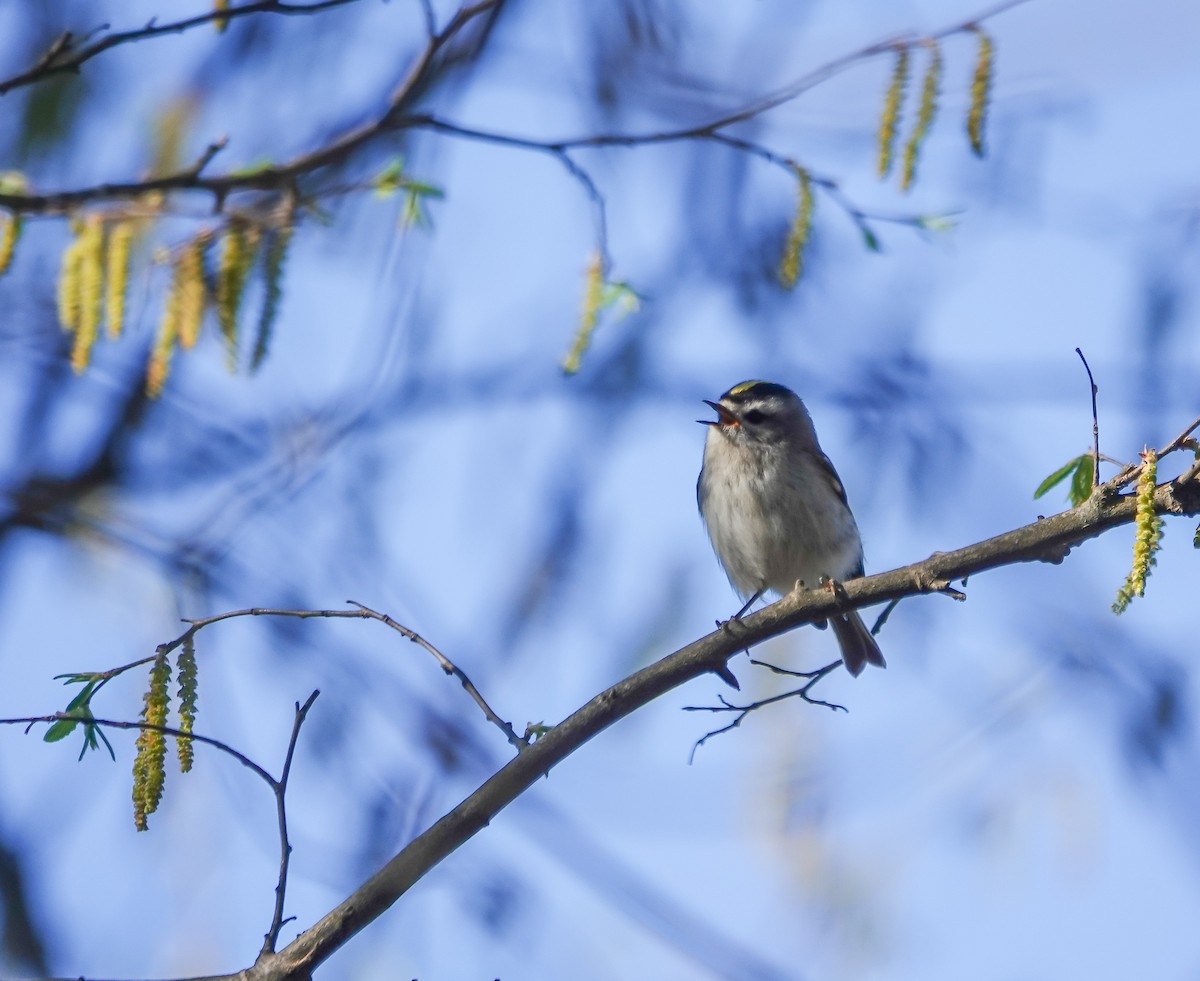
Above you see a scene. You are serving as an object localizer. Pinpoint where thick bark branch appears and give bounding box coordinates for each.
[243,475,1198,980]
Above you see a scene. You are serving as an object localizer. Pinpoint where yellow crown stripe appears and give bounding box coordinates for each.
[727,380,770,397]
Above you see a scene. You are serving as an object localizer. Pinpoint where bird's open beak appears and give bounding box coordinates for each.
[698,399,738,427]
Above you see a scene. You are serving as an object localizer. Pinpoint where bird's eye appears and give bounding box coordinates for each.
[744,409,767,424]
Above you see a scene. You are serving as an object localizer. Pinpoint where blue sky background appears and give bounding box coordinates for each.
[1,1,1199,978]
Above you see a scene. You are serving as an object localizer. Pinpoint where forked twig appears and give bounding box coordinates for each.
[684,659,844,763]
[1076,347,1101,489]
[155,602,527,751]
[263,690,320,955]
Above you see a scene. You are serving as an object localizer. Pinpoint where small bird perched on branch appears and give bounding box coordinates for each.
[697,380,885,677]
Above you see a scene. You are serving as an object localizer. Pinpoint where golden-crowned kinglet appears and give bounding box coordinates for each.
[697,380,886,677]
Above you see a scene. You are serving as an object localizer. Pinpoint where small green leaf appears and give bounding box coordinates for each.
[403,179,443,200]
[399,181,444,228]
[401,189,428,227]
[81,721,115,762]
[53,672,97,683]
[598,281,641,316]
[373,157,406,199]
[1069,453,1095,506]
[44,678,99,744]
[63,682,97,713]
[44,716,79,743]
[861,226,881,252]
[1193,521,1198,549]
[916,211,961,233]
[1034,455,1087,500]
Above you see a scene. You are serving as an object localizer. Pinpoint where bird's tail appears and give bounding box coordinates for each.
[831,610,886,678]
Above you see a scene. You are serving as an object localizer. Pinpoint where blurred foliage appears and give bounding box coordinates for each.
[17,75,86,162]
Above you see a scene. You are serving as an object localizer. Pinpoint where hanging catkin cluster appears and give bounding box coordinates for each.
[0,173,29,278]
[901,40,943,191]
[251,222,292,373]
[216,218,262,370]
[0,212,21,276]
[875,27,994,192]
[132,653,172,831]
[967,26,995,156]
[56,215,135,372]
[876,44,910,179]
[129,635,203,829]
[176,637,199,773]
[778,165,815,289]
[562,252,605,375]
[51,205,291,397]
[762,24,999,311]
[1112,448,1164,614]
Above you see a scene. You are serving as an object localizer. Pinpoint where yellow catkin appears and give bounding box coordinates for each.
[57,222,86,332]
[1113,448,1164,614]
[104,220,134,339]
[900,40,942,192]
[562,251,605,375]
[71,217,105,374]
[132,654,171,831]
[150,98,194,179]
[251,222,292,373]
[0,212,21,276]
[216,220,260,371]
[176,636,197,773]
[967,26,994,157]
[778,165,815,288]
[176,234,209,350]
[146,263,183,398]
[876,44,910,178]
[214,0,230,32]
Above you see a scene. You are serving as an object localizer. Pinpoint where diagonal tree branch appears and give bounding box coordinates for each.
[0,0,367,96]
[0,0,1016,217]
[0,0,507,215]
[244,457,1199,981]
[16,430,1200,981]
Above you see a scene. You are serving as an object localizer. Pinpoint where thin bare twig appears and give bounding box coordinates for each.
[0,0,366,96]
[870,597,902,635]
[1107,413,1200,493]
[683,660,844,762]
[262,690,321,956]
[345,601,528,750]
[1177,454,1200,489]
[156,602,527,751]
[4,714,276,784]
[1076,347,1100,488]
[1161,415,1200,458]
